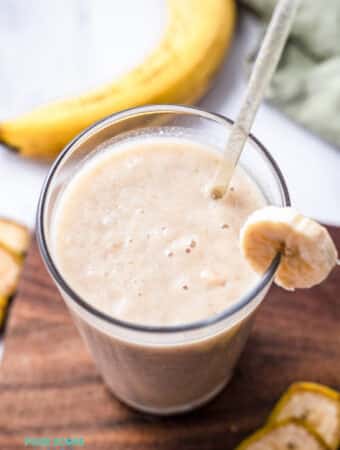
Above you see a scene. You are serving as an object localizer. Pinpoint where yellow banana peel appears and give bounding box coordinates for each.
[269,382,340,449]
[236,419,328,450]
[0,0,236,160]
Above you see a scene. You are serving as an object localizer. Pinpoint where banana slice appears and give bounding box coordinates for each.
[269,382,340,449]
[236,419,328,450]
[0,219,30,256]
[0,246,21,298]
[0,219,29,330]
[0,245,22,330]
[240,207,338,290]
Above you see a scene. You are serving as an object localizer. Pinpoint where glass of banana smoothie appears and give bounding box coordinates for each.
[37,105,290,415]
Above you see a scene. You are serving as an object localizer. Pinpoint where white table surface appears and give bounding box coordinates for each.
[0,1,339,363]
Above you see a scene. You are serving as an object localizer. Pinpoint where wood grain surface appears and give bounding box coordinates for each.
[0,229,339,450]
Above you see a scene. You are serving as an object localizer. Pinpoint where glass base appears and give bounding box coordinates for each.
[109,375,231,416]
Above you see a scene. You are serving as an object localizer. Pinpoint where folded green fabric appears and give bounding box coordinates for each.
[240,0,340,148]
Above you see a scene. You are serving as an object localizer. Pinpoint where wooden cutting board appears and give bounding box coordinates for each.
[0,228,339,450]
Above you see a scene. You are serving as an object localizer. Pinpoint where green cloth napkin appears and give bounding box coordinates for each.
[240,0,340,147]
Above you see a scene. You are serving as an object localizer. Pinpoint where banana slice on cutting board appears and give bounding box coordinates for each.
[269,382,340,450]
[0,245,21,329]
[240,207,338,290]
[236,419,328,450]
[0,246,21,299]
[0,219,30,256]
[0,219,30,329]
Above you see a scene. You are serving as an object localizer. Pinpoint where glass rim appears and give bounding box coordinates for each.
[36,104,291,334]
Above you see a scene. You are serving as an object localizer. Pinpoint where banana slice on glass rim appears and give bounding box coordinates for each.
[236,419,328,450]
[269,382,340,450]
[240,207,338,290]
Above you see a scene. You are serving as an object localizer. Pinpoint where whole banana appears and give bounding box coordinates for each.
[0,0,235,160]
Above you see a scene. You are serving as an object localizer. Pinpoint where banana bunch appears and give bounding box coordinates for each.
[237,382,340,450]
[0,0,235,160]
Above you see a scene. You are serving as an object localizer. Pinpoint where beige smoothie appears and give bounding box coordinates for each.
[52,136,267,413]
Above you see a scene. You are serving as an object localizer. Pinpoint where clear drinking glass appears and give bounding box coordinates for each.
[37,105,290,415]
